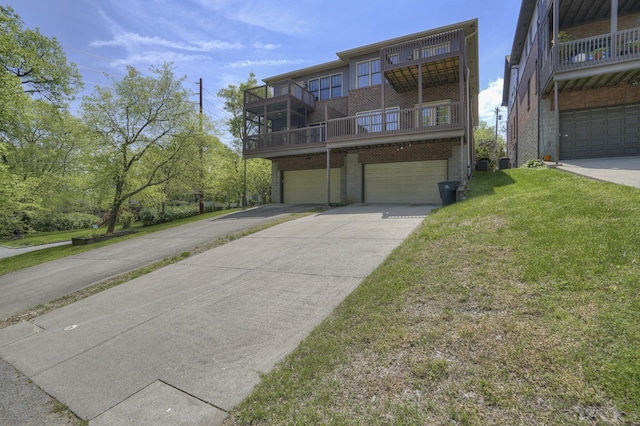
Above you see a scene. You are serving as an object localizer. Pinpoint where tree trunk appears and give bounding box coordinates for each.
[106,181,124,234]
[106,202,121,234]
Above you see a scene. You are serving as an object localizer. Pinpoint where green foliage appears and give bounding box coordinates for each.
[524,159,544,168]
[0,5,82,107]
[82,62,200,233]
[138,205,199,226]
[216,72,257,152]
[27,212,99,233]
[117,211,134,229]
[474,121,506,170]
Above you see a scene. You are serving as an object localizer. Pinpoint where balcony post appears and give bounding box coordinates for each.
[418,64,423,128]
[553,0,559,69]
[611,0,618,59]
[381,73,386,131]
[326,148,331,208]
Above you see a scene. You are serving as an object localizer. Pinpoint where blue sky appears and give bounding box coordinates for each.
[6,0,520,142]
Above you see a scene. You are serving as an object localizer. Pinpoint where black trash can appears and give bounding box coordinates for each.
[499,157,511,170]
[438,181,458,206]
[476,159,489,171]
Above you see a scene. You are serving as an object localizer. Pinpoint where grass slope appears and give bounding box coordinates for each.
[225,168,640,425]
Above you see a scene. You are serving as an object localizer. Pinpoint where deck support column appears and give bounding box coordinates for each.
[554,80,559,164]
[326,148,331,208]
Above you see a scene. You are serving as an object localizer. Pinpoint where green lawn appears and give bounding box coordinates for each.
[224,168,640,425]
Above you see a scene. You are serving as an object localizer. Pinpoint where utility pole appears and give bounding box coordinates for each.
[198,78,204,215]
[494,106,500,146]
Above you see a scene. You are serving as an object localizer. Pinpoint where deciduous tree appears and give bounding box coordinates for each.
[0,5,82,108]
[82,63,199,234]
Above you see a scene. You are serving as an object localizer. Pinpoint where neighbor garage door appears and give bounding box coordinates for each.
[283,169,341,204]
[560,104,640,160]
[364,160,447,204]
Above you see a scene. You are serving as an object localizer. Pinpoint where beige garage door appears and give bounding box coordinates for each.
[283,169,341,204]
[365,160,447,203]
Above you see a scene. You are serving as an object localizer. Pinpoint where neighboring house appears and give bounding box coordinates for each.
[242,20,479,204]
[503,0,640,166]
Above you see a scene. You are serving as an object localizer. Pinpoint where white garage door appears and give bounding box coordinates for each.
[283,169,341,204]
[365,160,447,203]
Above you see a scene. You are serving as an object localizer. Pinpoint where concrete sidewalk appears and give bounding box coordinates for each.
[0,204,312,321]
[0,204,434,425]
[551,156,640,188]
[0,241,71,259]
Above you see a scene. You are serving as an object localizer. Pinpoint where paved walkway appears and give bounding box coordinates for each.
[0,241,71,260]
[0,203,434,425]
[0,205,312,321]
[552,156,640,188]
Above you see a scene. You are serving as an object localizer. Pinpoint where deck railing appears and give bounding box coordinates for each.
[244,102,463,154]
[381,29,463,71]
[244,126,326,153]
[244,79,316,109]
[327,102,462,141]
[541,27,640,89]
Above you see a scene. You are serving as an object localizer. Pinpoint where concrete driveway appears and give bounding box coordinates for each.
[0,203,434,425]
[553,156,640,188]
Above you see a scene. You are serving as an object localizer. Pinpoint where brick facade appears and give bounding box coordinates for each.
[272,139,464,203]
[514,34,540,165]
[348,83,461,115]
[562,14,640,40]
[505,5,640,164]
[559,85,640,111]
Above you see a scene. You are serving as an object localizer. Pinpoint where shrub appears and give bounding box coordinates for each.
[139,205,199,226]
[118,211,134,229]
[28,212,100,232]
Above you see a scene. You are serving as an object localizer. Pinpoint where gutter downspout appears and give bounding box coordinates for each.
[466,67,471,179]
[464,27,477,179]
[515,65,519,167]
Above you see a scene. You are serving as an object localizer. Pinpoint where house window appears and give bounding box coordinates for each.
[527,78,531,111]
[320,77,330,100]
[308,73,342,100]
[416,100,451,127]
[308,79,319,100]
[356,107,399,133]
[331,74,342,98]
[357,58,381,88]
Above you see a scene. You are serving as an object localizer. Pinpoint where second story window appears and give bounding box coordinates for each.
[357,58,381,88]
[308,73,342,100]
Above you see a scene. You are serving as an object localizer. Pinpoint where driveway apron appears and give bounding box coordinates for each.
[0,204,434,425]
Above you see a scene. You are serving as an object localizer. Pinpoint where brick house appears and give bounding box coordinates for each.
[243,20,479,204]
[503,0,640,166]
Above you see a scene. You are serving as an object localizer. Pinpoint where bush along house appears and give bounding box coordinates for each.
[243,20,479,205]
[503,0,640,165]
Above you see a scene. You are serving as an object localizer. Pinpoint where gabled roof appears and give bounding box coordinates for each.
[508,0,537,66]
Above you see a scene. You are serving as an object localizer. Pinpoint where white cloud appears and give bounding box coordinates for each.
[225,59,305,69]
[110,51,212,68]
[194,0,312,36]
[253,42,281,51]
[90,32,242,51]
[478,77,504,129]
